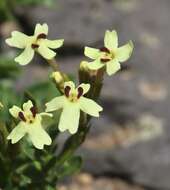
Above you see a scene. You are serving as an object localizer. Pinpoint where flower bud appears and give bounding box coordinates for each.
[80,61,98,77]
[79,61,89,71]
[51,71,63,84]
[0,102,4,110]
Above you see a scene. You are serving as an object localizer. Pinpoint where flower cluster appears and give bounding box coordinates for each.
[5,23,133,149]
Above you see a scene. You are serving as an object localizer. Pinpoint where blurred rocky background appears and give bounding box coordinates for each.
[0,0,170,189]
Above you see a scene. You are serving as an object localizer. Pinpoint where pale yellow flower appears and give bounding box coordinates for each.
[84,30,133,75]
[6,23,64,65]
[7,100,52,149]
[45,81,103,134]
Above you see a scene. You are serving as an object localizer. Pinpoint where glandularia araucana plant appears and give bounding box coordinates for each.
[0,23,133,189]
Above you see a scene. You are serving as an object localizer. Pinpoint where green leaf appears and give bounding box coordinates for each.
[20,139,35,160]
[19,174,32,186]
[45,185,56,190]
[57,156,82,179]
[0,80,22,121]
[0,56,21,79]
[26,81,60,111]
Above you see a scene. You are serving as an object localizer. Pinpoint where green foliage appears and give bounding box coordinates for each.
[15,0,56,6]
[0,80,21,121]
[0,55,21,121]
[0,0,56,22]
[25,80,60,110]
[0,66,82,189]
[0,0,14,21]
[0,135,82,189]
[57,156,82,179]
[0,56,21,79]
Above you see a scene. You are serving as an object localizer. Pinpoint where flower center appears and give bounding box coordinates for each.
[100,47,114,63]
[31,33,47,49]
[64,86,84,102]
[18,106,37,124]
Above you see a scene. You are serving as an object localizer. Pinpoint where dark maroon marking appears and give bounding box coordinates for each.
[77,87,84,99]
[37,33,47,39]
[100,58,110,63]
[100,47,110,53]
[31,44,39,49]
[18,112,26,122]
[30,106,37,118]
[64,86,71,97]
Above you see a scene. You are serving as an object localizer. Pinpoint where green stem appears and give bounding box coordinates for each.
[56,123,90,166]
[46,58,70,94]
[46,58,70,82]
[46,59,59,71]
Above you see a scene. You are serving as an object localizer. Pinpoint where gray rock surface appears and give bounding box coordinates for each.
[59,173,145,190]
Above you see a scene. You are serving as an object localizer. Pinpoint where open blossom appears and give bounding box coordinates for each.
[7,100,52,149]
[6,23,64,65]
[45,81,103,134]
[84,30,133,76]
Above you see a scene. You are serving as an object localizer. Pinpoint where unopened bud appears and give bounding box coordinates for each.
[79,61,89,71]
[51,71,63,84]
[0,102,4,110]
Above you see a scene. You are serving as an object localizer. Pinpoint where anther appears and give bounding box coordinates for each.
[77,87,84,99]
[64,86,71,97]
[100,47,110,53]
[37,33,47,39]
[18,112,26,122]
[30,106,37,118]
[31,44,39,49]
[100,58,111,62]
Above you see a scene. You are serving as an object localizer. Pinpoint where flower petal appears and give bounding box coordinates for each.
[106,59,121,76]
[34,23,48,36]
[9,105,22,118]
[39,113,53,117]
[44,39,64,49]
[77,83,90,95]
[6,31,29,49]
[79,97,103,117]
[64,81,76,91]
[115,41,133,62]
[38,44,56,60]
[104,30,118,50]
[23,100,33,112]
[28,126,52,149]
[45,96,65,112]
[84,47,100,59]
[15,45,34,65]
[86,59,104,70]
[58,104,80,134]
[7,123,27,144]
